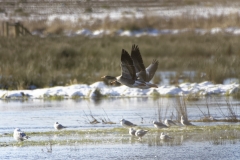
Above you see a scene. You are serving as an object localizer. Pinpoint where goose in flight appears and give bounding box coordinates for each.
[102,49,158,89]
[131,44,158,82]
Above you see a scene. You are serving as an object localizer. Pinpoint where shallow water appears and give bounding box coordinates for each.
[1,97,240,159]
[1,143,240,160]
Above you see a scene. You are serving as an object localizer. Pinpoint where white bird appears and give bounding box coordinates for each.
[153,120,168,129]
[181,116,195,126]
[129,128,136,136]
[135,129,148,140]
[120,119,137,127]
[164,119,177,127]
[160,132,173,140]
[101,49,158,89]
[13,128,29,141]
[54,122,67,130]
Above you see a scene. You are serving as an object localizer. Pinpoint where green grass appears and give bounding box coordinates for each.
[0,34,240,89]
[1,125,240,147]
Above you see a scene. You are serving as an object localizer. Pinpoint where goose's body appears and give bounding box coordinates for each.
[131,44,158,82]
[54,122,67,130]
[102,47,158,89]
[135,129,148,140]
[164,119,177,127]
[129,128,136,136]
[160,132,172,140]
[120,119,137,127]
[153,121,168,129]
[13,128,29,141]
[181,116,195,126]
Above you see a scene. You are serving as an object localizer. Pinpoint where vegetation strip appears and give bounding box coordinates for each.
[1,125,240,147]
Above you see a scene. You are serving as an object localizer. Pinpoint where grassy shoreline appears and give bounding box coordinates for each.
[1,125,240,147]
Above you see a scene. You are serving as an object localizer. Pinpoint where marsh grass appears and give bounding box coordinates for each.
[196,97,213,122]
[174,97,188,122]
[216,98,239,122]
[2,125,240,147]
[206,129,240,145]
[1,34,240,89]
[82,107,115,124]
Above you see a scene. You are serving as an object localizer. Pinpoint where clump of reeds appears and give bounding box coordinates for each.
[174,97,189,122]
[196,97,214,122]
[82,107,115,124]
[216,98,239,122]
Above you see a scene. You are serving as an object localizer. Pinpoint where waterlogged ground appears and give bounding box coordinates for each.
[1,97,240,159]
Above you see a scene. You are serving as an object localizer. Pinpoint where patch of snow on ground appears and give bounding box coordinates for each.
[0,81,239,99]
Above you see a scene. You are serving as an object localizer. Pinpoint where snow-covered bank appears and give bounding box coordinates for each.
[60,27,240,38]
[0,81,239,100]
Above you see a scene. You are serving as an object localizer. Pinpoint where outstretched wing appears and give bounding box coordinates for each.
[146,59,158,81]
[131,44,146,73]
[121,49,136,81]
[131,44,147,81]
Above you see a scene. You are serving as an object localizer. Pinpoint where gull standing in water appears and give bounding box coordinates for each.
[101,49,158,89]
[120,119,137,127]
[129,128,136,136]
[135,129,148,140]
[153,121,168,129]
[13,128,29,141]
[181,116,195,126]
[54,122,67,130]
[160,132,173,140]
[164,119,177,127]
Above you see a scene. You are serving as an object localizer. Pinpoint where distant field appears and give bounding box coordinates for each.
[0,1,240,89]
[1,0,240,35]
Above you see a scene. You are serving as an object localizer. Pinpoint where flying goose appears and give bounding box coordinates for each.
[131,44,158,82]
[13,128,29,141]
[54,122,67,130]
[102,49,158,89]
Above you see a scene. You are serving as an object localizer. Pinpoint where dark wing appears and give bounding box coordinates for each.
[131,44,146,73]
[125,120,133,125]
[145,59,158,81]
[131,44,147,81]
[20,132,26,138]
[121,49,136,80]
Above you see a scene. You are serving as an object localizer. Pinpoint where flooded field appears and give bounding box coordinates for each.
[1,97,240,159]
